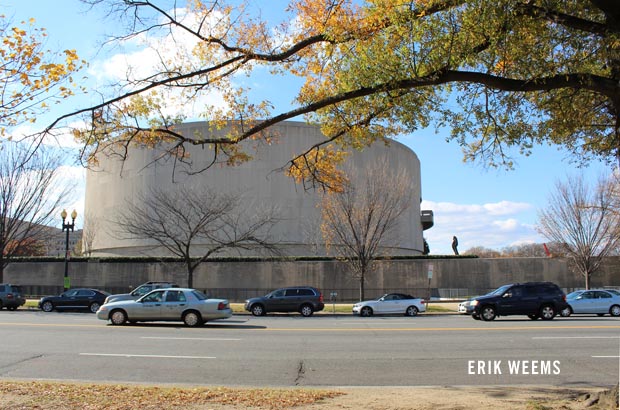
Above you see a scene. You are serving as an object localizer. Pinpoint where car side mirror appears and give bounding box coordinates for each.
[503,293,512,298]
[576,296,583,300]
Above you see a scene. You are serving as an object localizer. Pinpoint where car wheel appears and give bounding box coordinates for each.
[539,305,556,320]
[528,314,540,320]
[610,305,620,317]
[41,301,54,312]
[480,306,496,321]
[405,306,419,316]
[89,302,100,313]
[360,306,373,317]
[183,311,202,327]
[559,307,572,317]
[7,306,17,311]
[472,314,481,320]
[300,304,314,317]
[250,304,265,316]
[0,301,3,310]
[110,309,127,325]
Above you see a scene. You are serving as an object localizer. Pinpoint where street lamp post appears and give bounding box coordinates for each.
[61,209,77,291]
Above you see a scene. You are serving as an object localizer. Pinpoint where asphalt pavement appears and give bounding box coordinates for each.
[0,310,618,388]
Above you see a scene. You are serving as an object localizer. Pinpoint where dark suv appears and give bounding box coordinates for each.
[244,286,324,317]
[471,282,568,321]
[0,283,26,310]
[105,281,178,304]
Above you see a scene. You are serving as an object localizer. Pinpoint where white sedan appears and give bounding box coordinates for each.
[97,288,232,326]
[352,293,426,317]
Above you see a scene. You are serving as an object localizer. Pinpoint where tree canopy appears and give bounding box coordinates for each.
[0,15,84,139]
[58,0,619,187]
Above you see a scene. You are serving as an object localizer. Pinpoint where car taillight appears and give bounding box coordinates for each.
[319,293,323,303]
[217,302,228,310]
[6,293,13,300]
[420,300,425,304]
[562,295,566,302]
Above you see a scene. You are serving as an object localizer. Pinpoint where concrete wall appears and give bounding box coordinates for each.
[6,257,620,301]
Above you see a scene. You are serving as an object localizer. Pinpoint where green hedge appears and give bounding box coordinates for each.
[6,254,478,263]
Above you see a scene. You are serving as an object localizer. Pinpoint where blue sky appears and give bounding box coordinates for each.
[2,1,611,255]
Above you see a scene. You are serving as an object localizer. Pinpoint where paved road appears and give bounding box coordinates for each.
[0,311,619,387]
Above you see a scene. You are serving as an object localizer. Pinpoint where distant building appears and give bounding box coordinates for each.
[2,218,82,257]
[85,121,433,257]
[46,228,82,257]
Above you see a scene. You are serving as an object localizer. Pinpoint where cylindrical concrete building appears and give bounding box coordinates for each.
[84,121,430,257]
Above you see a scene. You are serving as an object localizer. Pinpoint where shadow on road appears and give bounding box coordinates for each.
[107,321,267,330]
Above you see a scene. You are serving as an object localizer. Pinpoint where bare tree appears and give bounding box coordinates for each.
[320,165,413,301]
[0,142,75,281]
[463,246,502,258]
[115,186,280,288]
[81,211,99,256]
[537,175,620,289]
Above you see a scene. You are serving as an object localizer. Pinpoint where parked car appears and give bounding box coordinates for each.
[470,282,568,321]
[39,288,110,313]
[560,290,620,317]
[353,293,426,317]
[0,283,26,311]
[459,287,515,314]
[458,299,474,314]
[96,288,232,326]
[244,286,324,317]
[104,281,178,304]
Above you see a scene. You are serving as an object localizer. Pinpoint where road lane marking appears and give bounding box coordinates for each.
[592,356,620,358]
[141,337,241,341]
[1,322,619,332]
[257,325,620,331]
[80,353,215,359]
[533,336,620,339]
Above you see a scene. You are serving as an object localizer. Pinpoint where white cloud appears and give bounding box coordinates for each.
[421,199,544,255]
[492,218,519,231]
[87,7,231,121]
[52,165,86,228]
[484,201,532,215]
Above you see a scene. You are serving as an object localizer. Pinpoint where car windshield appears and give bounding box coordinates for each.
[566,291,582,300]
[605,289,620,296]
[488,285,512,296]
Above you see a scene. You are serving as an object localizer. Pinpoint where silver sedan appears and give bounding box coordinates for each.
[560,289,620,317]
[96,288,232,326]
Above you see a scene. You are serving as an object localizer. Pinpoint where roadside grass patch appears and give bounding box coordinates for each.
[230,303,453,314]
[0,381,343,409]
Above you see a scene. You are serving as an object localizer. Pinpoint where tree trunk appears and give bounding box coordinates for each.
[187,260,194,288]
[359,269,365,301]
[0,253,4,283]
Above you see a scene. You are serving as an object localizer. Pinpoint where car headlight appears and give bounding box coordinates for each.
[471,300,479,306]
